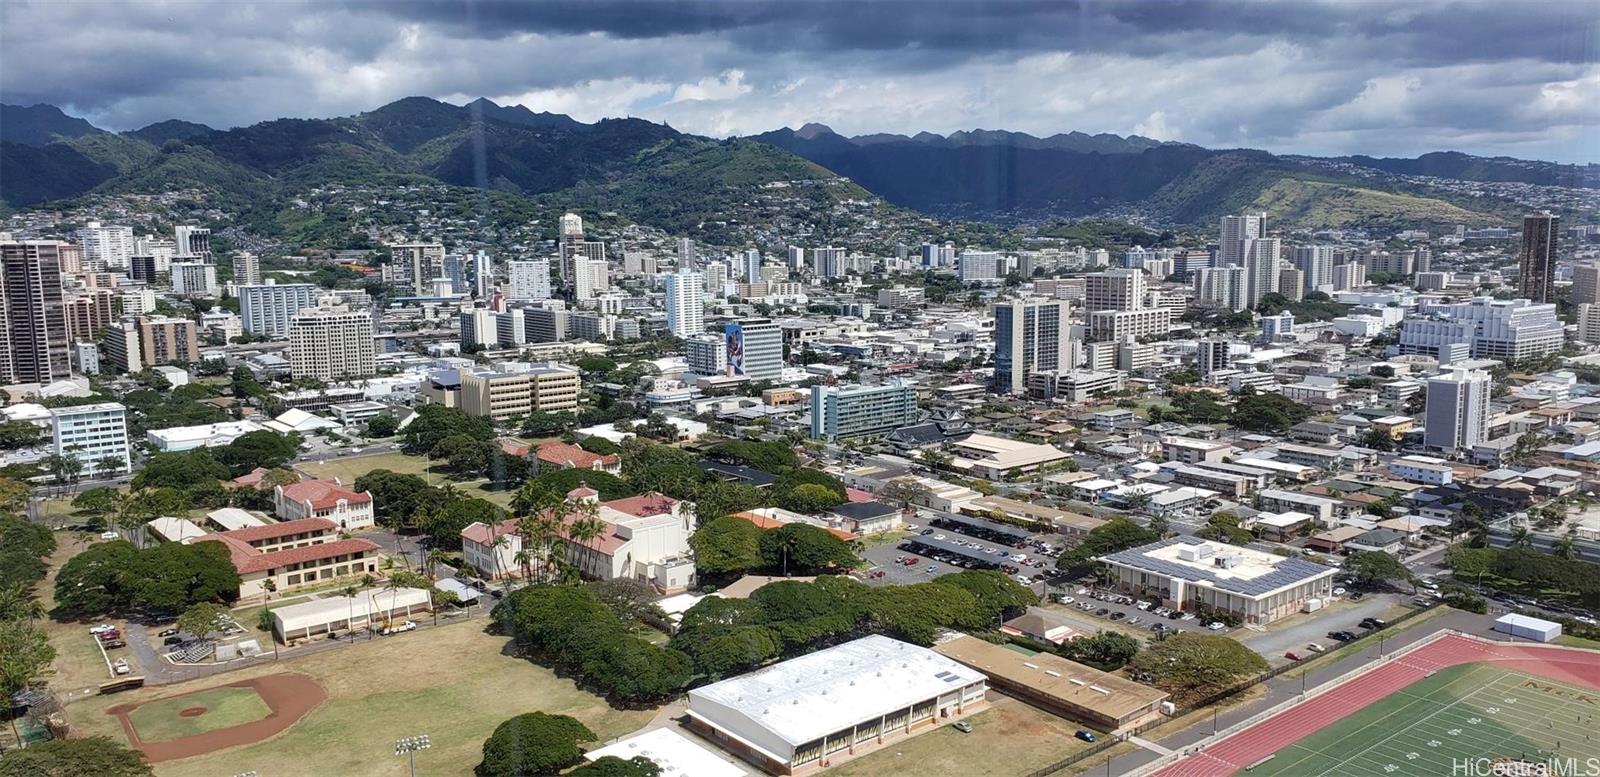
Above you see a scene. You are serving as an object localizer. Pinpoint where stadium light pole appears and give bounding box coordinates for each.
[395,734,430,777]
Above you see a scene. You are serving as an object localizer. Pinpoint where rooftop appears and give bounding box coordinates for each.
[1098,537,1336,597]
[934,636,1168,722]
[688,634,985,749]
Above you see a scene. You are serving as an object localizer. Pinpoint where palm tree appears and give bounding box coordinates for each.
[489,533,511,584]
[513,549,531,585]
[262,578,277,601]
[426,549,448,581]
[1554,533,1578,560]
[1510,526,1533,549]
[1124,490,1154,514]
[340,584,359,639]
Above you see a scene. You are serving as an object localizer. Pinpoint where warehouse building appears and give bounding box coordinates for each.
[269,586,431,643]
[686,634,988,774]
[934,636,1169,731]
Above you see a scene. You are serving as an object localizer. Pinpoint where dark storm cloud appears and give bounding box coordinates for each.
[1,0,1596,161]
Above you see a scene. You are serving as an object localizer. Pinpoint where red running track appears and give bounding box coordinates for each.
[1148,634,1600,777]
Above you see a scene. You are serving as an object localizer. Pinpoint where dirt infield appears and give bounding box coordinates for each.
[106,673,328,762]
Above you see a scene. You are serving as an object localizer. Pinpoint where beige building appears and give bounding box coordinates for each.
[289,301,375,381]
[195,517,383,599]
[137,315,200,366]
[459,364,580,420]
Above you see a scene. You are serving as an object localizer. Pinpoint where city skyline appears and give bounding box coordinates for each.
[1,1,1596,162]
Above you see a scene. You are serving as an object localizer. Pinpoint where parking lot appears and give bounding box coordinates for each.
[1050,586,1235,637]
[857,512,1063,587]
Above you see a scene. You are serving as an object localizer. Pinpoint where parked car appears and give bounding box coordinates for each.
[112,658,130,675]
[1137,601,1152,611]
[1095,608,1111,617]
[157,628,178,638]
[952,721,973,733]
[162,636,185,646]
[1306,642,1325,653]
[1349,592,1366,601]
[100,531,119,541]
[1075,730,1097,743]
[1284,651,1303,661]
[101,639,126,649]
[1328,630,1357,641]
[920,529,934,536]
[1360,617,1387,629]
[381,620,417,636]
[1110,611,1127,621]
[1206,622,1226,631]
[1331,587,1346,596]
[89,624,117,634]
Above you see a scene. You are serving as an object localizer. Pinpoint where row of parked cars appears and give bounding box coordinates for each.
[1066,589,1229,631]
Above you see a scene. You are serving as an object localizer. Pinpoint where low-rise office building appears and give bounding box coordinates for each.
[1097,537,1337,625]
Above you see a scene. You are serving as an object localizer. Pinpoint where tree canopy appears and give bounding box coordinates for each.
[1059,630,1141,671]
[53,541,240,619]
[476,712,596,777]
[1129,632,1269,704]
[0,737,153,777]
[1343,550,1414,590]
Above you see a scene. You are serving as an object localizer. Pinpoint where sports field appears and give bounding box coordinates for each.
[1245,663,1600,776]
[1151,633,1600,777]
[127,686,272,742]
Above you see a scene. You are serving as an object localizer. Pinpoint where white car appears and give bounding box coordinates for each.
[1012,554,1028,563]
[1180,613,1196,621]
[1332,587,1347,596]
[89,624,117,634]
[1060,597,1076,604]
[1076,588,1089,595]
[934,534,947,541]
[100,531,119,541]
[1137,601,1152,611]
[1207,622,1226,631]
[382,620,417,635]
[905,524,919,531]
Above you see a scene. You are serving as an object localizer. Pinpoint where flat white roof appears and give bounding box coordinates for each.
[206,508,267,530]
[688,634,984,748]
[586,728,748,777]
[272,587,430,633]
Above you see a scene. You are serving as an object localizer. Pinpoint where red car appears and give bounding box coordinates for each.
[902,557,918,566]
[1284,651,1303,661]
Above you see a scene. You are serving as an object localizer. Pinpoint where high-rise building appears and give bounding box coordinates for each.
[809,382,919,441]
[1291,246,1334,293]
[51,402,130,475]
[1424,368,1491,451]
[1331,263,1366,291]
[507,260,552,301]
[460,308,498,349]
[137,315,200,366]
[171,261,218,297]
[559,213,584,239]
[685,333,726,375]
[75,222,135,271]
[677,238,696,269]
[1194,265,1248,311]
[289,301,376,381]
[1242,237,1281,310]
[993,298,1072,395]
[741,249,762,283]
[174,225,212,262]
[234,252,261,286]
[62,289,115,346]
[524,307,569,343]
[102,322,143,373]
[458,365,580,419]
[702,261,728,297]
[239,282,320,337]
[1172,250,1213,279]
[812,247,845,277]
[1399,297,1563,363]
[787,246,806,271]
[664,270,704,338]
[1088,308,1172,343]
[1278,268,1305,302]
[921,243,956,268]
[1572,263,1600,306]
[728,317,783,381]
[561,240,605,285]
[1197,339,1232,375]
[1219,214,1264,266]
[1083,269,1145,312]
[473,251,493,299]
[128,255,159,284]
[573,258,608,301]
[958,251,1003,282]
[390,243,446,295]
[1519,213,1560,303]
[496,308,527,347]
[0,241,70,384]
[1577,303,1600,344]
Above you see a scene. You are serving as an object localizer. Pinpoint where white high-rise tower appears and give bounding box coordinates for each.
[664,270,705,338]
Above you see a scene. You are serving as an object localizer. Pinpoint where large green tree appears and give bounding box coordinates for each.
[476,712,596,777]
[1060,630,1141,670]
[214,431,302,474]
[568,756,661,777]
[689,516,765,576]
[757,524,858,574]
[53,541,240,619]
[1343,550,1414,590]
[0,737,153,777]
[1128,632,1269,704]
[131,451,230,490]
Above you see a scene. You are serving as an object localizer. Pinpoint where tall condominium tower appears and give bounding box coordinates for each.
[1519,212,1559,303]
[0,241,70,384]
[664,270,705,338]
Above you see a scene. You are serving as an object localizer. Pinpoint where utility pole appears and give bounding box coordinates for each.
[395,734,430,777]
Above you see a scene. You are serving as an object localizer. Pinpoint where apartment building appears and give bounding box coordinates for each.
[458,364,580,420]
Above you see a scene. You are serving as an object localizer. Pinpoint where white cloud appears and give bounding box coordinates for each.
[670,70,752,103]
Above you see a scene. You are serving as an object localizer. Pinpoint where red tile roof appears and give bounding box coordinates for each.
[460,518,519,547]
[215,517,335,544]
[280,479,371,510]
[195,535,380,574]
[499,439,532,457]
[601,492,679,518]
[535,440,620,470]
[845,487,875,503]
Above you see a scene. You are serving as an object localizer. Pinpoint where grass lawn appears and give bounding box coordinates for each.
[37,538,119,699]
[1555,633,1600,650]
[66,618,653,777]
[825,695,1097,777]
[295,451,436,484]
[128,686,272,743]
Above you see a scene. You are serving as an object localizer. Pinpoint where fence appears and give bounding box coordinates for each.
[1016,601,1443,777]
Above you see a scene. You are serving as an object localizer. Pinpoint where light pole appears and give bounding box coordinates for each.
[395,734,430,777]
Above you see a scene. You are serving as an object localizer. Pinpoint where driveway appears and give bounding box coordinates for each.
[1238,594,1410,665]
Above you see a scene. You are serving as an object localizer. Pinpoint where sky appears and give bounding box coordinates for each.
[2,0,1598,162]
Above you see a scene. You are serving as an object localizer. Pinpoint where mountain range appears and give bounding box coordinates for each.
[3,98,1596,235]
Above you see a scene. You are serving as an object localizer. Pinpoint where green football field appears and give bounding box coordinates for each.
[1242,663,1600,776]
